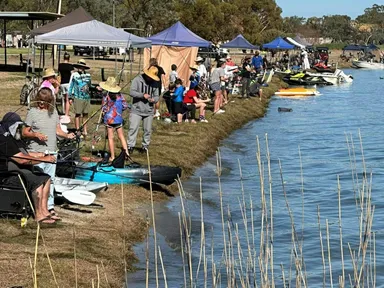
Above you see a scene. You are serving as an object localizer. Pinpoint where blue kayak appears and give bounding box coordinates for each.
[57,162,182,186]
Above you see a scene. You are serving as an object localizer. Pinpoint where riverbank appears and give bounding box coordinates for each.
[0,72,284,287]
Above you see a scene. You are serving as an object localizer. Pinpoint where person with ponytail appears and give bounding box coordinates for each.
[100,77,129,161]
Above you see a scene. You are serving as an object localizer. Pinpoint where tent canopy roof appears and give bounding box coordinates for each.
[0,11,62,21]
[30,7,93,36]
[285,37,305,49]
[262,37,295,50]
[34,19,151,48]
[293,35,313,47]
[343,44,367,51]
[221,34,259,49]
[148,21,211,47]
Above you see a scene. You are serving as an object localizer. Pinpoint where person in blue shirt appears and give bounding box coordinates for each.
[172,79,185,123]
[189,65,200,90]
[251,51,264,74]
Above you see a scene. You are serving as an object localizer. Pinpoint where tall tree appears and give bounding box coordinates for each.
[321,15,355,42]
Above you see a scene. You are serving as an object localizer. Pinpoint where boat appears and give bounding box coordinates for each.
[54,177,108,194]
[352,60,384,69]
[275,87,320,97]
[56,161,182,186]
[306,69,353,85]
[283,72,332,86]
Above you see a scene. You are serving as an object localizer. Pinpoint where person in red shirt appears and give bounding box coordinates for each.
[183,86,210,123]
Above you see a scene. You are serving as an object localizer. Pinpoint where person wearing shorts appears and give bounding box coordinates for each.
[172,79,185,123]
[0,112,56,224]
[210,61,226,114]
[68,59,91,137]
[100,77,129,161]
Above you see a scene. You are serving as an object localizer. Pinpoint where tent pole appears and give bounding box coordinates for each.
[57,45,61,68]
[115,47,117,75]
[3,19,7,67]
[26,42,30,75]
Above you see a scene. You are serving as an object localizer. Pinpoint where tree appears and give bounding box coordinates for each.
[321,15,355,42]
[283,16,305,33]
[356,4,384,28]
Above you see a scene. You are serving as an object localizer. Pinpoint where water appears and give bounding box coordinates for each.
[127,70,384,287]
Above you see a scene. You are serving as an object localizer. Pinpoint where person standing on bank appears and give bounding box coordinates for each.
[241,56,252,98]
[22,88,75,220]
[149,58,165,119]
[68,59,91,138]
[128,66,159,154]
[58,53,73,122]
[251,50,264,74]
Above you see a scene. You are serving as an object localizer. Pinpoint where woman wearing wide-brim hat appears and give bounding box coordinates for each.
[127,66,160,154]
[189,65,200,90]
[40,67,60,97]
[195,56,208,80]
[72,59,90,70]
[68,59,92,137]
[99,77,129,161]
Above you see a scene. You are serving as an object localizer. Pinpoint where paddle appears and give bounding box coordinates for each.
[59,190,96,206]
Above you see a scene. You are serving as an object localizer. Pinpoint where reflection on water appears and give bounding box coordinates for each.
[127,70,384,286]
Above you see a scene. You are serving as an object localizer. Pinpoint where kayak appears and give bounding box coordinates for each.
[275,87,320,97]
[54,177,108,194]
[56,162,182,186]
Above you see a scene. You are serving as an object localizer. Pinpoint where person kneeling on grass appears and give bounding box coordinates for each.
[0,112,56,224]
[128,66,159,154]
[183,85,210,123]
[100,77,129,161]
[22,88,75,221]
[172,79,185,123]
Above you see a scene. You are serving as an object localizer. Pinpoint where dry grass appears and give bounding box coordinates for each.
[0,61,283,287]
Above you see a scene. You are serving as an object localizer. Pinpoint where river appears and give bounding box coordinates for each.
[127,69,384,287]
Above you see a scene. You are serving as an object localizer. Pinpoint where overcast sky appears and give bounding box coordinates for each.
[275,0,378,19]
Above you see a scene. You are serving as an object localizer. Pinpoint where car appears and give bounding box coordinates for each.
[74,46,106,57]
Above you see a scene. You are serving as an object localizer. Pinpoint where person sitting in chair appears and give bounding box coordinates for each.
[0,112,57,224]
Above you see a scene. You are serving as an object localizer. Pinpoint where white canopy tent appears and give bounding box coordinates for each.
[34,19,151,48]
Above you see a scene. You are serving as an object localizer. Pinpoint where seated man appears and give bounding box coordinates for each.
[0,112,56,224]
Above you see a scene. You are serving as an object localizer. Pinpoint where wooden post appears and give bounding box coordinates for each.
[3,19,7,66]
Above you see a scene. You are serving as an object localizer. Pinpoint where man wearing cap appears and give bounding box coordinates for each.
[68,59,92,137]
[0,112,56,224]
[128,66,160,153]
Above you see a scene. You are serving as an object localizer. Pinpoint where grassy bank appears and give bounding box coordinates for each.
[0,68,284,287]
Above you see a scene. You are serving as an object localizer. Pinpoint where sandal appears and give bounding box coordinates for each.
[37,216,56,224]
[49,209,62,221]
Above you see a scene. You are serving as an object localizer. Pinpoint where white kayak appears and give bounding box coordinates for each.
[54,177,108,194]
[57,189,96,206]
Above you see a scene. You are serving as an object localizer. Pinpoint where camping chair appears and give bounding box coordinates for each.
[0,170,32,218]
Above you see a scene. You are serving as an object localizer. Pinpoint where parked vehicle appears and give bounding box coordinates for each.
[74,46,106,57]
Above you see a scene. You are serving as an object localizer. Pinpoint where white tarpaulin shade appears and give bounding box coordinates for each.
[285,37,305,49]
[34,20,151,48]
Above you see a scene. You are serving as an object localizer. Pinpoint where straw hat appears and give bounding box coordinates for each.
[42,68,56,79]
[100,77,121,93]
[143,66,160,81]
[195,56,204,62]
[73,59,90,70]
[190,65,199,71]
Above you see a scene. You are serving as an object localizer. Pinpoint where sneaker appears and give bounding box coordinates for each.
[184,119,189,123]
[128,147,134,154]
[215,109,225,114]
[154,111,160,119]
[140,146,148,154]
[200,118,209,123]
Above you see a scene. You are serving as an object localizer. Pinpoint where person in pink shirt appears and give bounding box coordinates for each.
[40,68,60,97]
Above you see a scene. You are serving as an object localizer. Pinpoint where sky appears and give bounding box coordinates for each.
[275,0,378,19]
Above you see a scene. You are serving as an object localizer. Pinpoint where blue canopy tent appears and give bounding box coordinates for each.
[145,21,211,86]
[262,37,295,50]
[221,34,259,50]
[147,21,211,48]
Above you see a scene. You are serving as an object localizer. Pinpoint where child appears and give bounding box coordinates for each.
[100,77,129,161]
[169,64,178,84]
[172,79,185,123]
[162,83,176,116]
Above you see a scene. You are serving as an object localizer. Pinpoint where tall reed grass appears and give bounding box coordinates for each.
[139,131,376,287]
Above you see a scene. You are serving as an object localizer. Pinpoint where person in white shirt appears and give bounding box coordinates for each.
[196,56,207,81]
[301,48,310,70]
[169,64,178,83]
